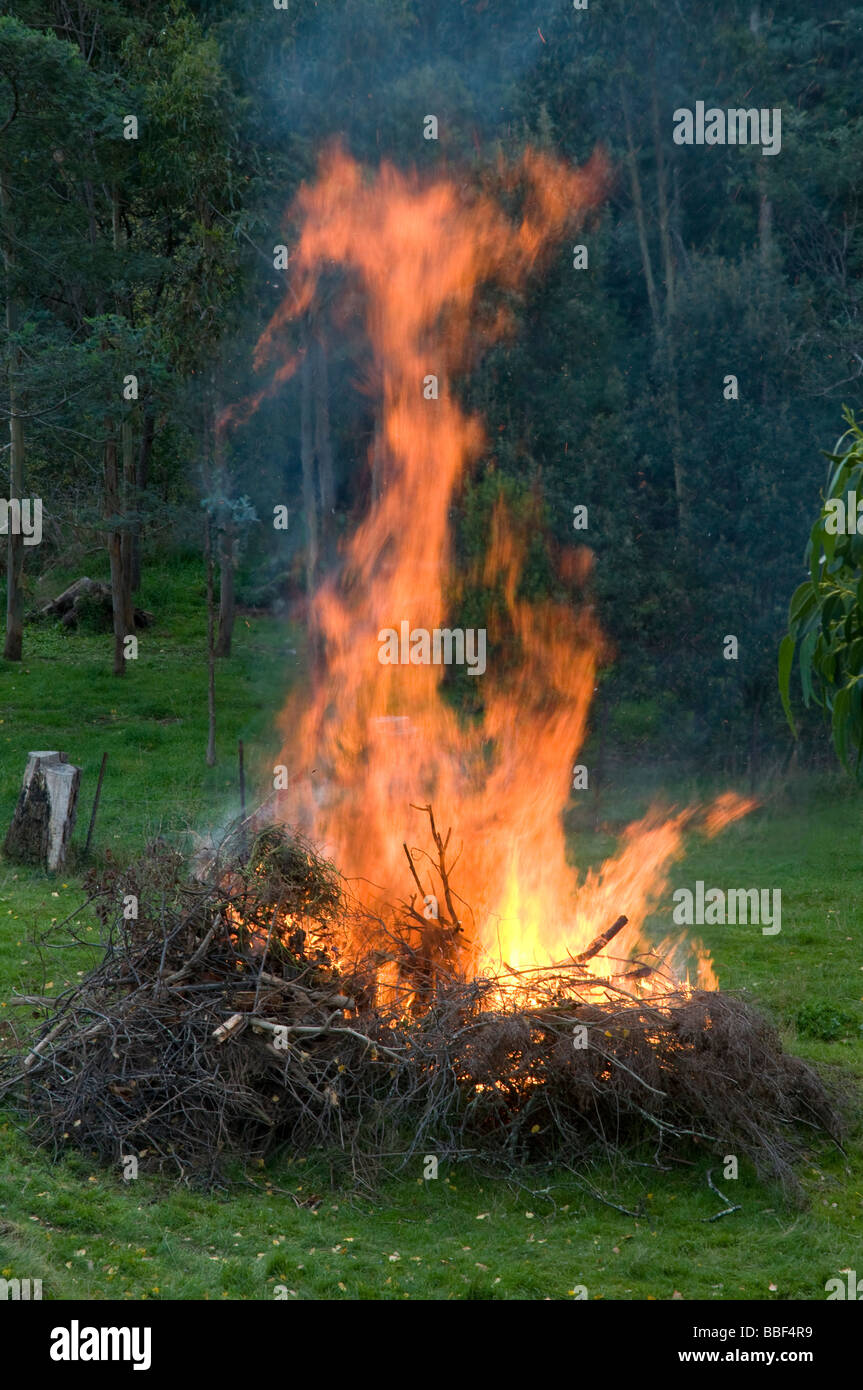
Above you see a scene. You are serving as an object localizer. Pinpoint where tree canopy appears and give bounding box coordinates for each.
[2,0,862,770]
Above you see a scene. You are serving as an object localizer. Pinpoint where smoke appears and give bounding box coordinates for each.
[244,0,575,162]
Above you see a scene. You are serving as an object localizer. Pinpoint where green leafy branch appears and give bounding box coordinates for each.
[779,407,863,776]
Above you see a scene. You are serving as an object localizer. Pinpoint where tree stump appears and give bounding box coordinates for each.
[4,752,81,872]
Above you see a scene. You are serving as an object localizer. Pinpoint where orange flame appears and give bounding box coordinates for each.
[239,145,754,995]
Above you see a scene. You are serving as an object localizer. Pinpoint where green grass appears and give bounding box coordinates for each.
[0,1135,859,1301]
[1,556,296,852]
[0,563,861,1299]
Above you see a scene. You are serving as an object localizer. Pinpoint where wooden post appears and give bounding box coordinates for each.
[84,752,108,857]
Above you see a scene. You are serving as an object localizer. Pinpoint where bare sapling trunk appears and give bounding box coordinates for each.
[2,166,24,660]
[215,515,235,658]
[619,83,660,332]
[120,414,136,634]
[213,412,235,658]
[649,57,686,532]
[205,513,217,766]
[104,420,126,676]
[131,408,154,592]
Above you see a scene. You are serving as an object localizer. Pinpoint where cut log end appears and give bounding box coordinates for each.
[3,752,81,873]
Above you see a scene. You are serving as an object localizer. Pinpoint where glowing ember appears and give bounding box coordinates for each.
[233,144,755,996]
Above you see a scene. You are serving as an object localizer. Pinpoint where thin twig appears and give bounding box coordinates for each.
[702,1167,742,1222]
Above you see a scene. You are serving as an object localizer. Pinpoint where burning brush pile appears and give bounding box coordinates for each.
[0,816,843,1193]
[0,146,845,1194]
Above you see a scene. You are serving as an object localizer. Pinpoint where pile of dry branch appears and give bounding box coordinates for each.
[35,578,154,631]
[0,821,845,1192]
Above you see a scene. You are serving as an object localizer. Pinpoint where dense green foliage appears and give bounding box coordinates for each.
[2,0,862,768]
[780,409,863,775]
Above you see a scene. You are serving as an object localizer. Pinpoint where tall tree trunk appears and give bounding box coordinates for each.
[111,182,121,250]
[112,185,138,609]
[215,515,235,657]
[130,407,154,592]
[203,382,219,762]
[758,166,773,268]
[671,166,690,275]
[2,167,24,661]
[300,338,319,596]
[214,415,235,658]
[649,60,686,531]
[758,191,773,263]
[83,179,98,260]
[205,512,217,766]
[120,414,136,634]
[620,84,660,332]
[758,169,773,409]
[313,335,336,567]
[650,59,676,320]
[104,420,126,676]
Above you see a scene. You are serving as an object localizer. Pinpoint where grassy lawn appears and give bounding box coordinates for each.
[0,562,860,1300]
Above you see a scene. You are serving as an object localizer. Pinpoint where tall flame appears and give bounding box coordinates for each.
[243,145,753,992]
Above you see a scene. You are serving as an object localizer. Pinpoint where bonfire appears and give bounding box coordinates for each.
[0,814,843,1198]
[0,146,846,1196]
